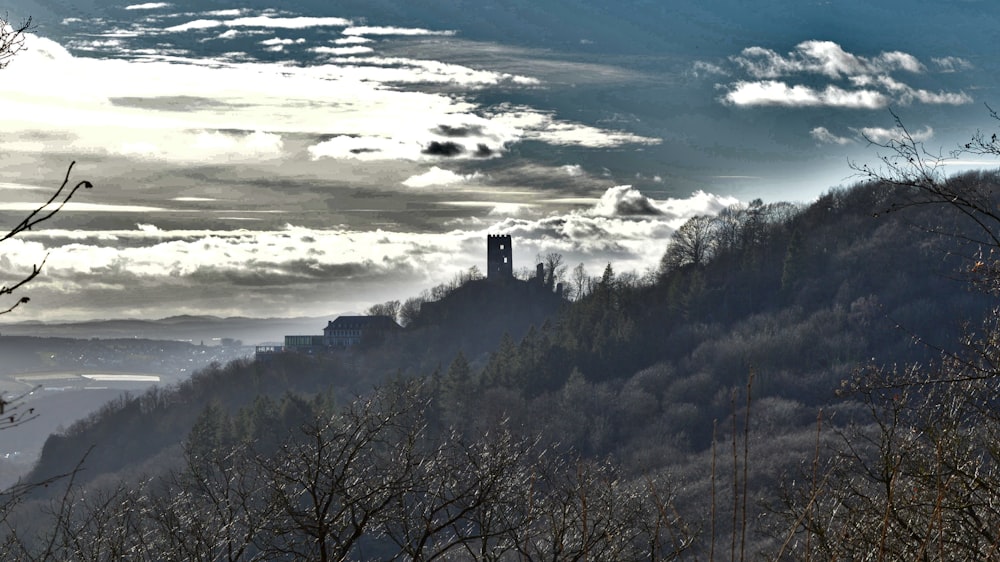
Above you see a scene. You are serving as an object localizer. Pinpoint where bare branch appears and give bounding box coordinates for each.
[0,14,30,70]
[0,161,93,316]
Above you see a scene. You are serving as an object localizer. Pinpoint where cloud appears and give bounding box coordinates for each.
[309,45,374,56]
[489,105,661,147]
[402,166,483,188]
[691,60,728,78]
[723,81,888,108]
[851,75,972,105]
[855,125,934,144]
[334,36,373,45]
[716,41,972,109]
[589,185,663,217]
[165,16,352,33]
[125,2,171,10]
[487,203,536,217]
[933,56,973,73]
[0,202,167,213]
[260,38,306,46]
[810,126,853,145]
[342,26,456,37]
[732,41,923,80]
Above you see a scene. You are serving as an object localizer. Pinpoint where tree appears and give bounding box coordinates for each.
[398,296,423,327]
[256,386,425,562]
[660,215,716,273]
[853,108,1000,255]
[537,252,567,292]
[769,109,1000,560]
[570,262,589,300]
[366,299,401,322]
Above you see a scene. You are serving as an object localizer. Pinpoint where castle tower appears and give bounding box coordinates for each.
[487,234,513,281]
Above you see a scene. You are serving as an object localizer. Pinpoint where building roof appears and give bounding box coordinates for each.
[325,315,402,330]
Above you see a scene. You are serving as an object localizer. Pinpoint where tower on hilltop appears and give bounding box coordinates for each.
[487,234,513,281]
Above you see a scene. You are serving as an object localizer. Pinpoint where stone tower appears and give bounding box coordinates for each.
[487,234,513,281]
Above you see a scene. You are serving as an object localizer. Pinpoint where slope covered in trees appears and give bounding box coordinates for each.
[13,170,1000,558]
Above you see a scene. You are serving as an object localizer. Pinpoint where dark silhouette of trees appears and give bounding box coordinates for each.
[366,299,401,323]
[660,215,716,273]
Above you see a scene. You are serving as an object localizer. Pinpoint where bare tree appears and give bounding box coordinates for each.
[366,299,401,322]
[853,109,1000,251]
[0,14,30,69]
[257,386,426,562]
[660,215,716,273]
[537,252,567,292]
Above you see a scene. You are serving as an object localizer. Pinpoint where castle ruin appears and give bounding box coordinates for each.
[487,234,513,281]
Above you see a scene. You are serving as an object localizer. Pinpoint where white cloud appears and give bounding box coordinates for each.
[165,16,352,33]
[402,166,483,188]
[489,105,661,147]
[310,45,374,56]
[589,185,663,217]
[722,80,888,108]
[201,9,244,17]
[487,203,536,216]
[164,19,221,32]
[326,56,540,87]
[260,37,305,46]
[125,2,171,10]
[334,36,373,45]
[855,125,934,144]
[933,56,973,73]
[732,41,924,80]
[810,126,853,145]
[342,26,456,37]
[307,136,422,161]
[718,41,972,109]
[691,60,728,78]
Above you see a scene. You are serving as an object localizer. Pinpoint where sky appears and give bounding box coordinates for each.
[0,0,997,323]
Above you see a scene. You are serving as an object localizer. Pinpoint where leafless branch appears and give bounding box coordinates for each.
[0,161,93,316]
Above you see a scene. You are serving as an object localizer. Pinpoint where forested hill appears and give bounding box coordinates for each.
[23,174,996,533]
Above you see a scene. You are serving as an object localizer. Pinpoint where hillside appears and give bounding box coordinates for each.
[15,173,1000,557]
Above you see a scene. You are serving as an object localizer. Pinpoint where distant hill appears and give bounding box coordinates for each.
[0,315,333,345]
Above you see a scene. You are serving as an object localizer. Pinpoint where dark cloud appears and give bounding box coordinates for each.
[422,141,465,156]
[433,124,485,137]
